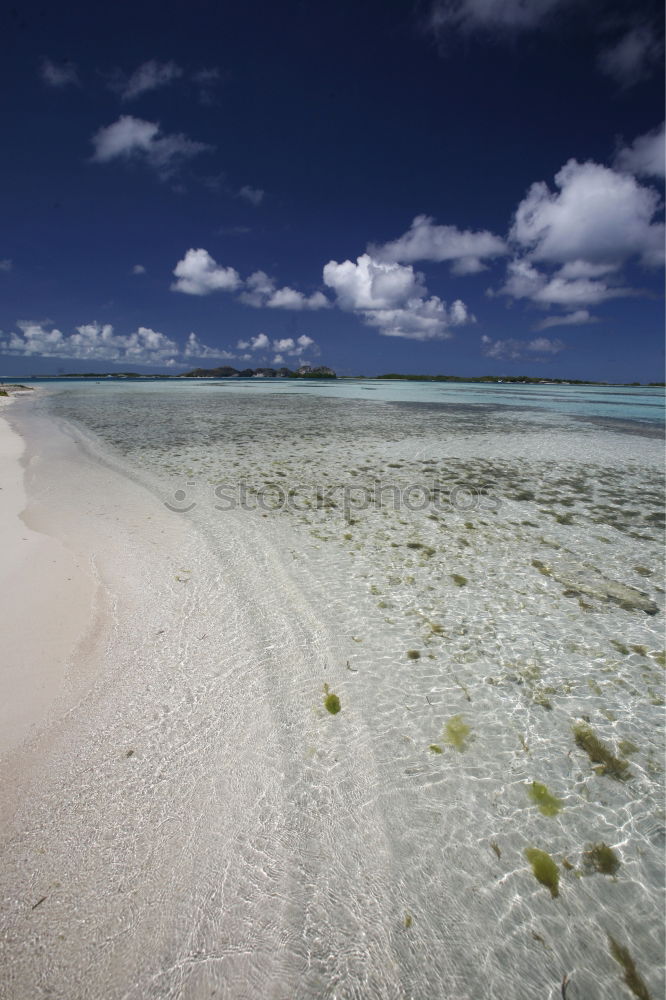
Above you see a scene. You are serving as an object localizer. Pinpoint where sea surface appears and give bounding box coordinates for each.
[2,379,665,999]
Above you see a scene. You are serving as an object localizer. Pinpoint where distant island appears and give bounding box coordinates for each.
[42,363,338,380]
[374,374,666,386]
[181,364,337,379]
[6,368,664,386]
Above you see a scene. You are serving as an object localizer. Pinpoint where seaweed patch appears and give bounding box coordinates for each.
[527,781,562,817]
[524,848,559,898]
[572,723,631,781]
[443,715,472,751]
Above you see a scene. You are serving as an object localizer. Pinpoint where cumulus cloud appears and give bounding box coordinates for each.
[237,270,275,307]
[510,158,664,269]
[268,287,329,309]
[111,60,183,101]
[615,122,665,179]
[171,248,241,295]
[272,334,315,357]
[499,258,634,307]
[183,332,236,359]
[91,116,210,177]
[536,276,634,307]
[480,334,565,360]
[238,270,329,309]
[132,264,146,275]
[371,215,507,274]
[527,336,566,353]
[497,151,664,326]
[172,252,329,309]
[0,321,181,366]
[236,333,315,359]
[324,254,422,312]
[236,333,270,351]
[323,253,473,340]
[0,258,12,272]
[428,0,571,34]
[238,185,265,206]
[597,24,663,87]
[533,309,598,330]
[41,58,78,88]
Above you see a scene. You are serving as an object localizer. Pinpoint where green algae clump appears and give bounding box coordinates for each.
[582,842,620,876]
[428,744,443,754]
[407,649,421,660]
[572,722,631,781]
[525,848,559,898]
[608,936,653,1000]
[451,574,468,587]
[322,683,341,715]
[528,781,562,817]
[443,714,472,751]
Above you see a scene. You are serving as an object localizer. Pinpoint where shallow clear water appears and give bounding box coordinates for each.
[10,375,666,423]
[4,381,665,999]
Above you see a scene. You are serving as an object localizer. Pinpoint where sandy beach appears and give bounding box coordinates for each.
[0,395,96,758]
[0,389,394,1000]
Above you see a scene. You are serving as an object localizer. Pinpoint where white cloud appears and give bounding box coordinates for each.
[323,253,473,340]
[597,24,663,87]
[272,338,295,352]
[132,264,146,275]
[371,214,507,273]
[238,185,265,206]
[272,334,315,356]
[236,333,270,351]
[535,277,633,307]
[615,122,665,179]
[556,260,619,279]
[323,253,425,311]
[272,354,285,365]
[237,270,276,307]
[428,0,572,34]
[499,259,634,307]
[239,271,329,309]
[183,332,236,360]
[41,58,78,88]
[91,116,210,177]
[267,287,329,310]
[112,60,183,101]
[534,309,598,330]
[175,256,329,309]
[0,259,12,272]
[171,248,241,295]
[0,321,181,366]
[510,158,665,269]
[480,334,564,360]
[236,333,315,359]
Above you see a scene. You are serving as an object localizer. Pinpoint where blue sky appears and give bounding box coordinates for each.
[0,0,664,380]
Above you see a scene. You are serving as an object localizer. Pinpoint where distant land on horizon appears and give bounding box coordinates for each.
[3,368,664,387]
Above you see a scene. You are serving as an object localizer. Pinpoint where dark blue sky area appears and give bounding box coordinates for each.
[0,0,663,379]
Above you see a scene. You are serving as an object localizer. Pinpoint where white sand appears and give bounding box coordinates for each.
[0,397,400,1000]
[0,402,95,756]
